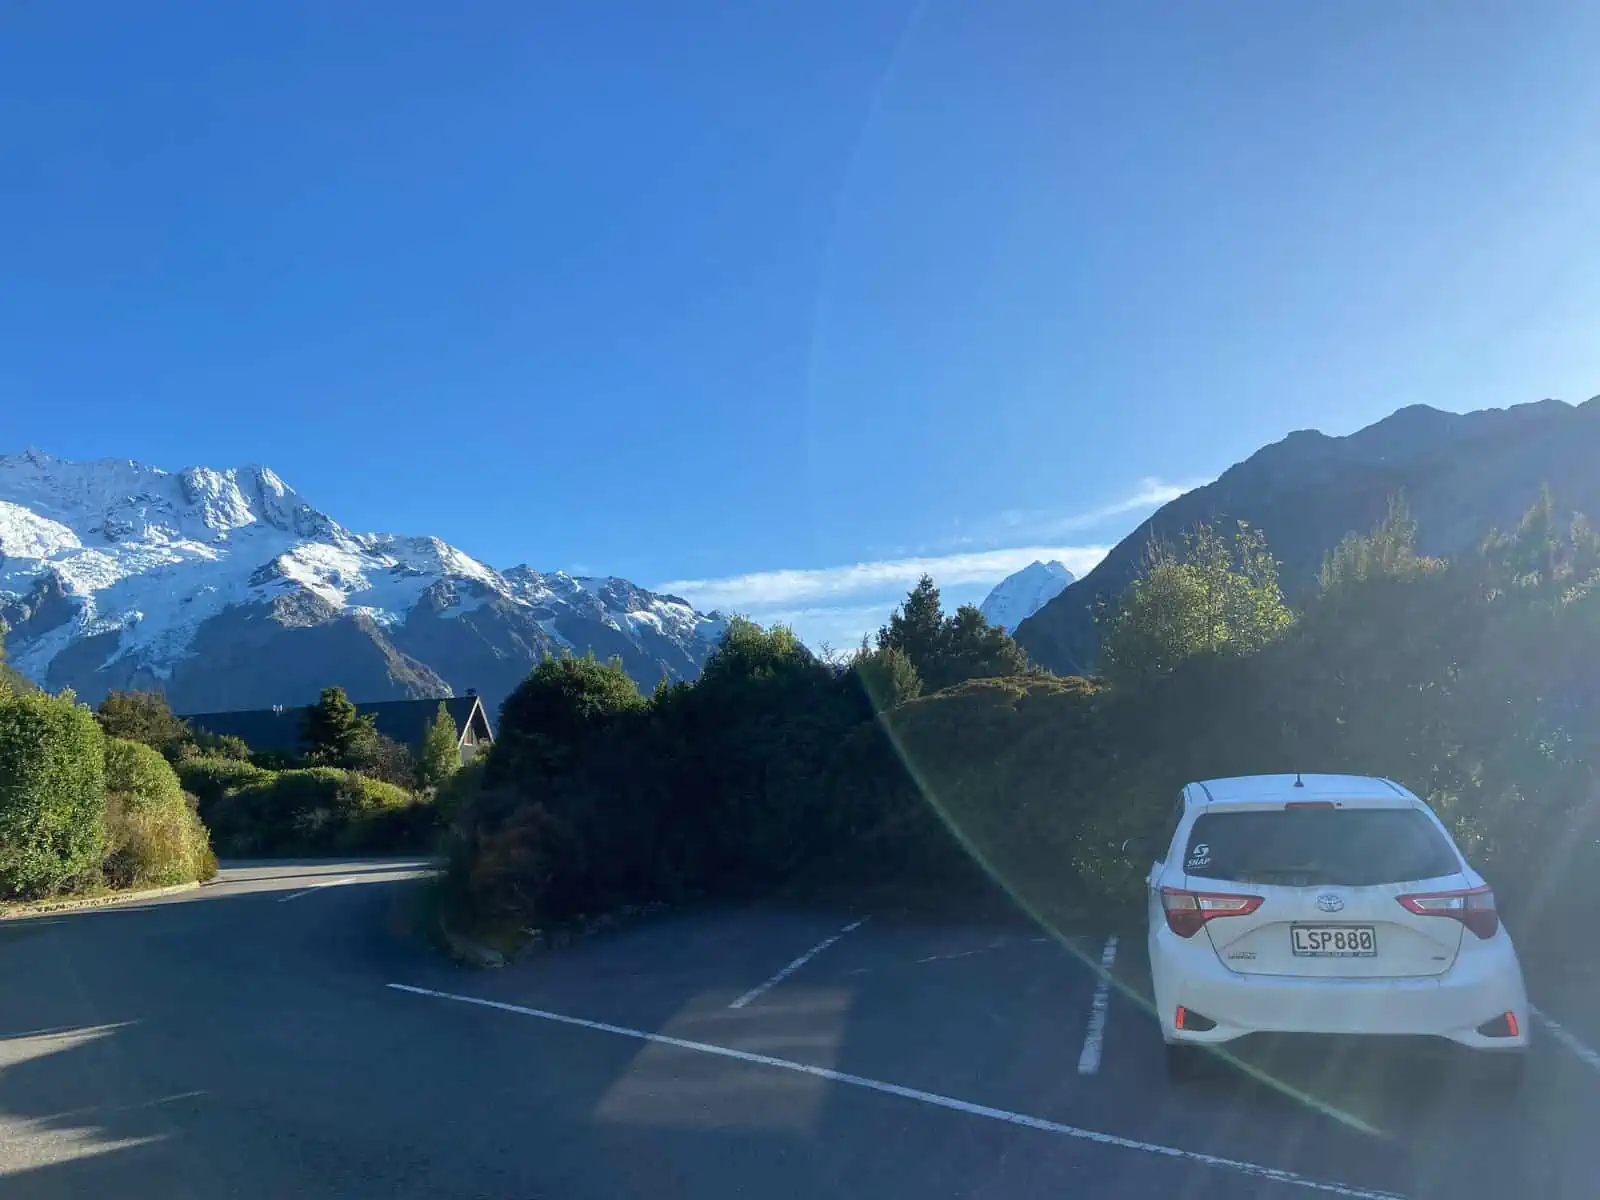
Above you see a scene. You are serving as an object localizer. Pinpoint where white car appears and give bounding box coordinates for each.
[1143,773,1529,1082]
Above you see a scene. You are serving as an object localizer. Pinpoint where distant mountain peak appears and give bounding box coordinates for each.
[978,559,1075,632]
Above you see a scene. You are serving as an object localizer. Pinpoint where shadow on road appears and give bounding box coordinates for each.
[4,870,1600,1199]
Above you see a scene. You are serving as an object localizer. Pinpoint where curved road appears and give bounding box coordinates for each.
[2,862,1598,1198]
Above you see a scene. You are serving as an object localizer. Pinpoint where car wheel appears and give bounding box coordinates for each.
[1164,1042,1207,1082]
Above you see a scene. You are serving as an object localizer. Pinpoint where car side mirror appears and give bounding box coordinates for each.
[1120,835,1153,863]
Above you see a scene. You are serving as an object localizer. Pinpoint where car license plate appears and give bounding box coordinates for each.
[1291,925,1377,956]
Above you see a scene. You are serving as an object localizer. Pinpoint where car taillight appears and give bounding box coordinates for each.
[1160,887,1264,938]
[1397,885,1499,939]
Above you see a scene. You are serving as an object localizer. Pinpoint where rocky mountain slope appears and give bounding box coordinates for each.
[1015,397,1600,675]
[0,450,727,714]
[977,560,1075,632]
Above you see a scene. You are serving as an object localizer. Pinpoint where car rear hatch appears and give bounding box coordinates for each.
[1181,802,1466,978]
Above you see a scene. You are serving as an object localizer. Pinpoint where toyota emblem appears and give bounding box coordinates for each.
[1316,893,1345,913]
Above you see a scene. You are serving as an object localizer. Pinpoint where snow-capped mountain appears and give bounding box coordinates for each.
[978,560,1076,632]
[0,449,727,713]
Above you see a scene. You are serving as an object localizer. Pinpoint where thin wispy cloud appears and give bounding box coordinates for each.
[659,544,1112,612]
[660,476,1202,614]
[942,476,1202,549]
[659,475,1201,654]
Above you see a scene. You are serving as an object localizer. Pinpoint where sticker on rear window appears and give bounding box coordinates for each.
[1186,842,1211,871]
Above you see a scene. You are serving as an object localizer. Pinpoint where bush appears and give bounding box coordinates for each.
[188,730,253,762]
[209,767,432,856]
[95,690,191,760]
[177,756,272,821]
[488,653,646,791]
[349,733,417,790]
[0,692,107,898]
[102,738,215,888]
[106,737,186,810]
[434,757,485,824]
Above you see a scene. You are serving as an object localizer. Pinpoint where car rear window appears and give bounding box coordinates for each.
[1183,808,1461,887]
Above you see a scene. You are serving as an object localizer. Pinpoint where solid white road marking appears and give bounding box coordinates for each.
[727,917,869,1009]
[1532,1004,1600,1072]
[1076,934,1120,1075]
[387,982,1402,1199]
[277,878,353,903]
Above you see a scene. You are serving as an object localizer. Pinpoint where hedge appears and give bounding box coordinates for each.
[103,737,217,888]
[0,692,107,898]
[209,767,434,856]
[177,755,272,821]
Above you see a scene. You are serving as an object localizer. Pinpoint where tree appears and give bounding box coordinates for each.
[851,644,923,713]
[0,691,107,898]
[878,576,946,681]
[488,653,646,788]
[418,702,461,790]
[301,687,380,768]
[876,577,1031,692]
[1320,495,1437,591]
[1480,487,1599,596]
[96,690,191,759]
[1481,485,1562,589]
[350,733,418,790]
[937,604,1029,689]
[1099,521,1293,687]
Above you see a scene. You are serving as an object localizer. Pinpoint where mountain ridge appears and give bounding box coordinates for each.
[1014,396,1600,675]
[0,449,727,713]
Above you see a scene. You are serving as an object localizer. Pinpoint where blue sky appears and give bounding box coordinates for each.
[4,2,1599,649]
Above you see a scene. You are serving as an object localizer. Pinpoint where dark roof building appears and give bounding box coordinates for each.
[183,694,494,763]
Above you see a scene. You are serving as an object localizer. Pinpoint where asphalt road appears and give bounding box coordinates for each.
[3,861,1600,1199]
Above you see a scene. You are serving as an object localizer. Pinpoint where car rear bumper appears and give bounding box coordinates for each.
[1155,933,1529,1050]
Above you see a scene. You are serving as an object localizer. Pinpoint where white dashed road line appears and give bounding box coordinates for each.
[277,879,352,903]
[916,938,1008,964]
[727,917,869,1009]
[1532,1004,1600,1073]
[1076,934,1120,1076]
[388,982,1403,1199]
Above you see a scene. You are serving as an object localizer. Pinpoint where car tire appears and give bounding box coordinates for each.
[1164,1042,1207,1082]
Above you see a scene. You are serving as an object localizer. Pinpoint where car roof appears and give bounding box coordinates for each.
[1189,774,1413,804]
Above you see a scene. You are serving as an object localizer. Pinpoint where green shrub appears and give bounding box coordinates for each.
[209,767,431,856]
[95,690,190,760]
[178,756,272,821]
[106,737,186,810]
[0,692,107,898]
[458,799,583,921]
[191,731,253,761]
[434,757,485,824]
[349,732,417,790]
[102,738,215,889]
[250,749,301,771]
[0,660,32,696]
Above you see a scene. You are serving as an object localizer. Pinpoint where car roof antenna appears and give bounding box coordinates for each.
[1293,771,1305,788]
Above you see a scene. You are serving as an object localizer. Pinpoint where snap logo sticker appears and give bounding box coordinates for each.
[1186,843,1211,870]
